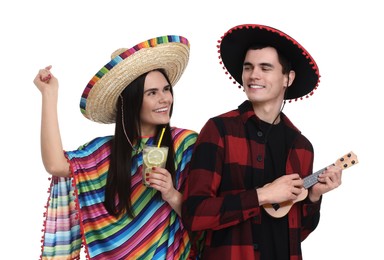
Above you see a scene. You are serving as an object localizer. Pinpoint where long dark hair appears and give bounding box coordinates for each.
[104,69,176,218]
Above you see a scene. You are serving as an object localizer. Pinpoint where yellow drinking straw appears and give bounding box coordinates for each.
[157,127,166,147]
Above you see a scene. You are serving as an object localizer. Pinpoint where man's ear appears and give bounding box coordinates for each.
[285,70,296,88]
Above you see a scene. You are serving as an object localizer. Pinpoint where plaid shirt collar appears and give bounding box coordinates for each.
[238,100,301,133]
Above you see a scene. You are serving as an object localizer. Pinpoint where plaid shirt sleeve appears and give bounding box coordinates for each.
[285,134,321,243]
[182,118,260,231]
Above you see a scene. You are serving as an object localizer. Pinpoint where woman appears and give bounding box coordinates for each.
[34,35,198,260]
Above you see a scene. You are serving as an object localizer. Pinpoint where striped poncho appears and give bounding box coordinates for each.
[40,128,198,260]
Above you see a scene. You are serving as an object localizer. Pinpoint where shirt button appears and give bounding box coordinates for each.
[257,155,263,162]
[253,243,259,250]
[257,131,263,137]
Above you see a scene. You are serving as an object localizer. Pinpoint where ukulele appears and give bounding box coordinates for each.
[263,151,358,218]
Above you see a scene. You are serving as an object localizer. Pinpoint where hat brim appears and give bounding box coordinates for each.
[219,24,319,100]
[80,35,190,123]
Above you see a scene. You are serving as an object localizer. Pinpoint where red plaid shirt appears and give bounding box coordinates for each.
[182,101,321,260]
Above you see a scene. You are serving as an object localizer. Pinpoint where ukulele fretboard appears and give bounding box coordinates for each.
[303,167,327,189]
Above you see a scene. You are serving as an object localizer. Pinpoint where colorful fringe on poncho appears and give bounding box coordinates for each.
[40,128,197,260]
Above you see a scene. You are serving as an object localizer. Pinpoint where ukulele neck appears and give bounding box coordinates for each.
[303,166,329,189]
[303,151,358,189]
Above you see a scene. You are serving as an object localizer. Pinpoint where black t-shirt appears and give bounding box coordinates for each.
[252,119,290,260]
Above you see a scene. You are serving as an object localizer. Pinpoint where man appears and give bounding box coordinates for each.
[182,24,343,260]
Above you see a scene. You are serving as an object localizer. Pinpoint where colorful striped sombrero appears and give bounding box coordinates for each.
[80,35,190,123]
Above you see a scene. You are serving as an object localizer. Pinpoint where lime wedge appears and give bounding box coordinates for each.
[147,149,166,165]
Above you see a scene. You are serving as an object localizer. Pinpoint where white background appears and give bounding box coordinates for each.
[1,0,382,259]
